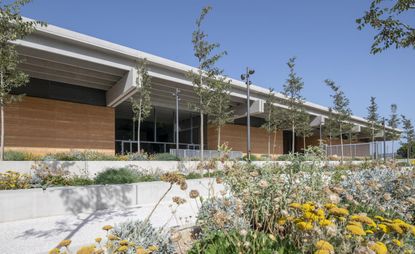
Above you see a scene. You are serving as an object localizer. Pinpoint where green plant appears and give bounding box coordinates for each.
[68,176,94,186]
[186,172,203,179]
[189,229,297,254]
[43,150,118,161]
[0,170,31,190]
[4,150,41,161]
[94,168,140,185]
[152,153,179,161]
[127,152,149,161]
[111,220,174,254]
[31,163,72,187]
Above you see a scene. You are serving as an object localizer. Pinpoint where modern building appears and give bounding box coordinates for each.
[6,21,394,156]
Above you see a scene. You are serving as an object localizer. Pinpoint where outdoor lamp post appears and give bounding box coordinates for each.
[241,68,255,162]
[173,88,180,157]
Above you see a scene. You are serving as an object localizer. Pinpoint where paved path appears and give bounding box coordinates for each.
[0,201,200,254]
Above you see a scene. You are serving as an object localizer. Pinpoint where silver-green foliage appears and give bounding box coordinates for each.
[112,220,175,254]
[0,0,45,160]
[130,59,152,152]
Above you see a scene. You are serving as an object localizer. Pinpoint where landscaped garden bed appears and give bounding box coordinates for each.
[32,147,414,254]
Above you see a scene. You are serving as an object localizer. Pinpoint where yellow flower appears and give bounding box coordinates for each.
[319,219,333,227]
[374,216,385,221]
[136,248,149,254]
[296,221,313,231]
[117,246,129,252]
[365,230,374,234]
[350,215,376,226]
[392,239,402,247]
[76,245,96,254]
[324,203,337,210]
[95,237,102,243]
[314,250,330,254]
[148,245,158,252]
[119,240,129,246]
[59,239,72,247]
[386,223,404,234]
[289,203,302,209]
[338,217,347,222]
[346,225,366,236]
[315,209,325,219]
[302,202,315,212]
[102,225,113,231]
[304,211,319,222]
[378,224,389,234]
[348,221,363,228]
[328,207,349,217]
[107,234,118,241]
[48,248,60,254]
[369,242,388,254]
[315,240,334,251]
[277,218,287,225]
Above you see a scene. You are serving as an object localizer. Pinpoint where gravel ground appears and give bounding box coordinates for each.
[0,200,201,254]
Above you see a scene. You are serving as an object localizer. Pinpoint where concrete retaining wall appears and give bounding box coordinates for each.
[0,161,202,177]
[0,178,223,223]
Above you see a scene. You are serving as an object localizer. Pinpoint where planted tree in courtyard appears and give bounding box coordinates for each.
[366,97,380,158]
[357,0,415,54]
[296,110,313,152]
[208,77,233,149]
[401,115,414,163]
[324,108,337,155]
[0,0,44,160]
[281,57,305,153]
[388,104,400,160]
[325,79,352,162]
[261,89,286,158]
[130,59,152,153]
[188,6,227,160]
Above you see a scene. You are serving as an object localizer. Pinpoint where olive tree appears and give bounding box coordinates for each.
[281,57,305,153]
[188,6,226,160]
[325,79,352,162]
[401,115,414,163]
[130,59,152,153]
[357,0,415,54]
[0,0,45,160]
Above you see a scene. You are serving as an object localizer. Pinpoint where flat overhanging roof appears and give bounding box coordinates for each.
[14,18,401,132]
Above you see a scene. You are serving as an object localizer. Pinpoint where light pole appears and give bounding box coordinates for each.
[173,88,180,157]
[241,67,255,162]
[383,117,386,162]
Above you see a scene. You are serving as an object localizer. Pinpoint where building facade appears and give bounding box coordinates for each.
[6,22,391,156]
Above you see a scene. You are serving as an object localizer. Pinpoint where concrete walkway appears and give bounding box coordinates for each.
[0,200,201,254]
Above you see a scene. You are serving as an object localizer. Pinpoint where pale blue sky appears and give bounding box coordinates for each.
[20,0,415,125]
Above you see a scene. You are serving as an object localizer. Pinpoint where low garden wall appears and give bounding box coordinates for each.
[0,178,223,223]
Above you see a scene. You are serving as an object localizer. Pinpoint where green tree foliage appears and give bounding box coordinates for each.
[397,142,415,159]
[208,78,233,149]
[261,89,286,157]
[188,6,227,160]
[366,96,380,145]
[325,79,352,162]
[281,57,305,153]
[130,59,152,153]
[323,108,337,147]
[387,104,400,159]
[400,115,415,161]
[357,0,415,54]
[0,0,45,160]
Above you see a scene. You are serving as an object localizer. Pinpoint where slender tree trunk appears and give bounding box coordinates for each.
[137,100,142,153]
[273,130,277,156]
[267,133,271,159]
[0,71,4,161]
[392,140,395,161]
[303,136,306,152]
[200,112,204,161]
[217,126,221,150]
[349,132,352,160]
[329,131,332,157]
[0,104,4,161]
[408,142,411,164]
[292,124,295,154]
[372,123,375,160]
[340,125,344,163]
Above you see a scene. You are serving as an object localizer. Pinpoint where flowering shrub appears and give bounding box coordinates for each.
[0,170,31,190]
[49,224,162,254]
[337,168,415,223]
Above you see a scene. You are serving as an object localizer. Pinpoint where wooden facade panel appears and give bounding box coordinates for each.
[4,96,115,154]
[208,124,283,155]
